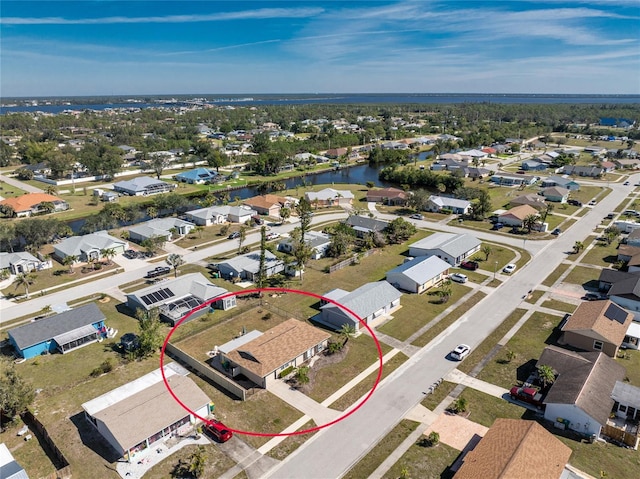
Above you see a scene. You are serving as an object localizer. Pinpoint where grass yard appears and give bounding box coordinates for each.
[307,334,392,403]
[560,436,640,479]
[616,348,640,386]
[381,441,459,479]
[377,284,472,341]
[542,263,571,287]
[525,290,545,304]
[329,352,408,411]
[457,308,528,375]
[476,311,563,389]
[174,223,235,248]
[541,298,578,314]
[581,240,620,267]
[343,420,420,479]
[421,380,457,411]
[145,444,236,479]
[265,420,316,460]
[469,242,521,272]
[563,265,600,287]
[570,186,610,205]
[411,292,487,348]
[453,388,527,427]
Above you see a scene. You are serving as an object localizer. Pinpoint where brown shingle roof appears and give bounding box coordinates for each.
[226,319,330,378]
[499,204,539,221]
[366,187,408,200]
[537,346,625,426]
[563,300,632,345]
[243,194,287,210]
[0,193,64,212]
[454,418,571,479]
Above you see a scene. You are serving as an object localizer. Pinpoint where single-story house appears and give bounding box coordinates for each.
[8,303,106,359]
[607,274,640,315]
[520,159,547,171]
[173,168,220,184]
[344,215,390,238]
[365,187,409,206]
[128,217,195,243]
[82,366,210,462]
[0,193,69,217]
[113,176,176,196]
[537,346,625,438]
[465,167,492,179]
[600,118,635,128]
[243,194,290,217]
[0,443,28,479]
[601,161,616,172]
[54,230,128,263]
[458,149,488,159]
[626,228,640,247]
[408,233,481,266]
[618,245,640,263]
[615,159,640,169]
[126,273,235,326]
[489,173,536,186]
[562,165,604,177]
[212,250,284,282]
[426,195,471,215]
[611,381,640,424]
[385,256,450,294]
[560,300,633,358]
[623,321,640,350]
[498,205,539,227]
[220,318,331,389]
[278,231,331,260]
[305,188,354,207]
[185,205,256,225]
[598,268,640,292]
[319,281,402,331]
[325,147,348,158]
[509,193,546,211]
[542,186,570,203]
[431,158,466,171]
[453,418,572,479]
[0,251,52,275]
[540,176,580,191]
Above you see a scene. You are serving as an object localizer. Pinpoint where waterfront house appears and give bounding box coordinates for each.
[173,168,220,184]
[113,176,175,196]
[128,217,195,243]
[365,187,409,206]
[305,188,354,207]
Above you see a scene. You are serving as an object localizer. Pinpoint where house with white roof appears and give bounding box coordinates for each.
[278,231,332,260]
[426,195,472,215]
[305,188,354,207]
[126,273,235,326]
[128,217,195,243]
[0,251,51,275]
[211,250,284,282]
[408,233,481,266]
[186,205,257,226]
[82,366,211,462]
[0,443,28,479]
[54,231,128,263]
[319,281,402,331]
[386,256,450,294]
[113,176,176,196]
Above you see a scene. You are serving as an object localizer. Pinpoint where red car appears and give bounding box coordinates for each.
[204,420,233,443]
[510,386,544,408]
[460,260,479,271]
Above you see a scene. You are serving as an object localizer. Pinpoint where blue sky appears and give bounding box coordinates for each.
[1,1,639,97]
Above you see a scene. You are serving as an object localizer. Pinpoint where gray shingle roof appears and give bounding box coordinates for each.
[345,215,389,232]
[0,252,39,270]
[321,281,401,318]
[214,250,281,275]
[537,346,625,426]
[128,217,194,239]
[8,303,105,350]
[386,256,450,283]
[54,231,126,258]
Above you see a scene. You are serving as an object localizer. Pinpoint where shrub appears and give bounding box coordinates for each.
[278,365,294,378]
[90,358,114,377]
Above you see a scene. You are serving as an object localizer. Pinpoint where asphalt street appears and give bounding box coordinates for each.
[262,176,638,479]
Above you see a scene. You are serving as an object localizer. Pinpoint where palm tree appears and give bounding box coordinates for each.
[38,201,55,215]
[437,279,452,303]
[541,203,554,223]
[146,206,158,219]
[522,214,540,233]
[339,323,356,347]
[193,225,204,238]
[166,253,185,278]
[482,245,492,261]
[294,366,310,386]
[572,241,584,254]
[44,185,58,196]
[280,207,291,224]
[187,446,207,478]
[13,273,35,299]
[62,255,77,274]
[537,364,556,388]
[237,226,247,254]
[100,248,116,265]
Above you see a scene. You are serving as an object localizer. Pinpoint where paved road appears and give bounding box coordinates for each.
[261,177,638,479]
[0,173,45,193]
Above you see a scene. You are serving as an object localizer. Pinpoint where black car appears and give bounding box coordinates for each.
[228,231,241,239]
[568,199,583,207]
[124,249,138,259]
[145,266,170,278]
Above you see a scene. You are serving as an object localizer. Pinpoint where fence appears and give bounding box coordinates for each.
[602,423,640,449]
[165,343,248,401]
[21,411,72,479]
[328,249,377,273]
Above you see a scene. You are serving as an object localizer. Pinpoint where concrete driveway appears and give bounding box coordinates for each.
[424,412,488,451]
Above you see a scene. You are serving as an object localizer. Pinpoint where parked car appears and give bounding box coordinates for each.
[450,344,471,361]
[228,231,241,240]
[266,232,280,240]
[502,263,516,274]
[551,228,561,236]
[583,291,606,301]
[624,181,630,186]
[491,222,504,230]
[568,199,583,207]
[409,213,424,220]
[460,260,479,271]
[204,420,233,443]
[510,386,544,408]
[588,199,597,206]
[606,213,616,219]
[450,273,468,283]
[145,266,170,278]
[123,249,138,259]
[251,215,264,225]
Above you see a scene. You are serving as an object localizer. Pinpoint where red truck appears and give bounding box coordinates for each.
[509,386,544,408]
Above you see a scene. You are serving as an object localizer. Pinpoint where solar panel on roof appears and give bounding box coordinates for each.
[605,303,628,324]
[141,295,153,305]
[162,288,175,298]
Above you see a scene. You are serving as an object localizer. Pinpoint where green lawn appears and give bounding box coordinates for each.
[421,380,457,411]
[541,299,578,314]
[563,265,600,287]
[542,263,570,287]
[453,388,527,427]
[616,348,640,386]
[382,441,459,479]
[581,240,620,267]
[524,290,545,304]
[343,420,420,479]
[476,311,563,389]
[411,292,487,347]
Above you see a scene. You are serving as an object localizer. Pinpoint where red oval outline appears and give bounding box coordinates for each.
[160,287,384,437]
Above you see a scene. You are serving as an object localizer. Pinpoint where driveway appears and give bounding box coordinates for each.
[424,412,488,451]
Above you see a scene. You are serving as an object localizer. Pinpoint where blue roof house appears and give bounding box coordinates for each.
[173,168,220,184]
[8,303,106,359]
